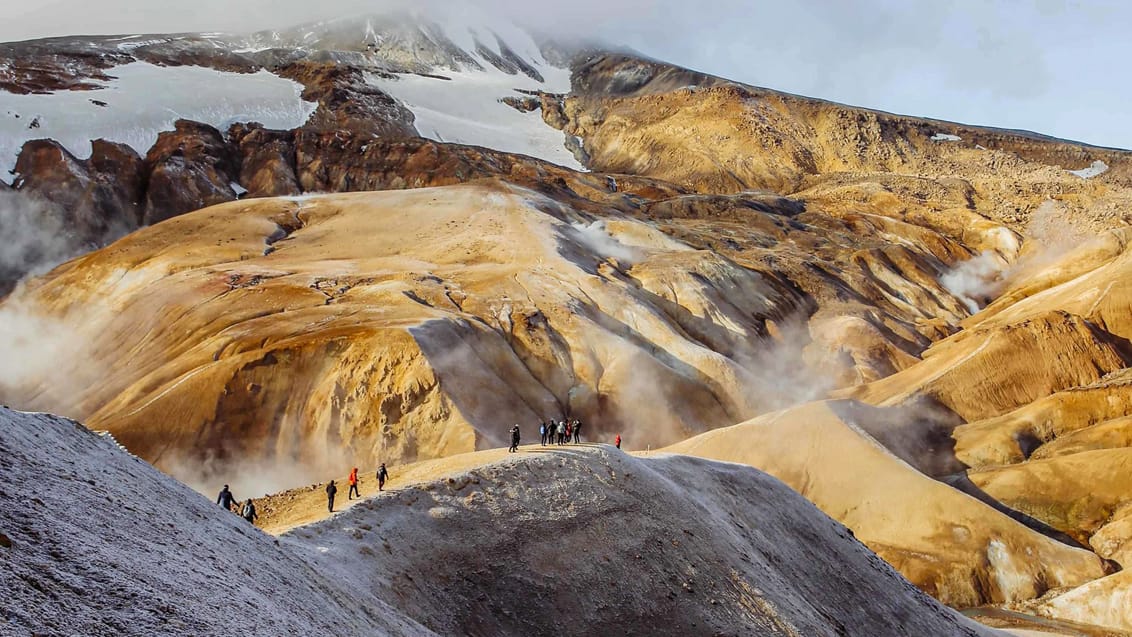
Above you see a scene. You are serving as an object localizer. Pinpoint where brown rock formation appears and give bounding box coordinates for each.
[12,138,144,242]
[276,62,414,136]
[228,123,300,197]
[143,120,238,225]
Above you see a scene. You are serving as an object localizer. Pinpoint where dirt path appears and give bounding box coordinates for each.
[965,607,1125,637]
[255,442,613,534]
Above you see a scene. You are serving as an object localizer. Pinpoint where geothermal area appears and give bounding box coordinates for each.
[3,7,1132,637]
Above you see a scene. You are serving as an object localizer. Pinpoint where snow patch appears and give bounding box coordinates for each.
[0,62,317,178]
[1068,159,1109,178]
[931,133,962,142]
[367,64,583,170]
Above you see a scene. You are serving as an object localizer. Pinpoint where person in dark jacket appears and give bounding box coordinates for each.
[241,499,259,524]
[509,424,521,452]
[326,480,338,512]
[573,419,582,443]
[217,485,237,511]
[377,463,389,491]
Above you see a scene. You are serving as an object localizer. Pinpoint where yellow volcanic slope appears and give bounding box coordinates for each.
[6,182,804,494]
[664,400,1105,608]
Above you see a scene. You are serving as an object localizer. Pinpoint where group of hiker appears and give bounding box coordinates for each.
[216,462,392,523]
[508,418,621,450]
[540,418,583,446]
[326,462,388,512]
[218,420,627,522]
[216,484,259,524]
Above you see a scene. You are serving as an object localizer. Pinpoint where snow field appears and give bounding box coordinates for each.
[368,65,585,171]
[0,62,316,181]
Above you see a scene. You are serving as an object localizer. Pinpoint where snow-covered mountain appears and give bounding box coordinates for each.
[0,12,585,179]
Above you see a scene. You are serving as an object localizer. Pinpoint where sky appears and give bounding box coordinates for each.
[2,0,1129,148]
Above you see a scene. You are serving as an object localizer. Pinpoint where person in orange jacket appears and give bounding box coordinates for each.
[348,467,360,500]
[615,434,621,449]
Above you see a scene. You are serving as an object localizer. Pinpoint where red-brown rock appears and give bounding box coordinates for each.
[143,120,238,225]
[228,123,300,198]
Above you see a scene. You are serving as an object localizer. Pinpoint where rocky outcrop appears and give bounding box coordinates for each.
[276,62,415,137]
[228,123,300,197]
[12,138,144,242]
[143,120,238,225]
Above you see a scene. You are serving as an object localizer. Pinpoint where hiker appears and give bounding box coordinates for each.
[615,434,621,449]
[565,420,572,443]
[573,419,582,443]
[509,424,521,453]
[348,467,360,500]
[326,480,338,512]
[217,484,237,511]
[241,499,259,524]
[377,463,389,491]
[556,420,566,445]
[539,421,547,445]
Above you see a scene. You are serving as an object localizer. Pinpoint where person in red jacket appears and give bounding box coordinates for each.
[348,467,360,500]
[615,434,621,449]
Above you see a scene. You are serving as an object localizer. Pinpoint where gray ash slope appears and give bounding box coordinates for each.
[0,407,999,636]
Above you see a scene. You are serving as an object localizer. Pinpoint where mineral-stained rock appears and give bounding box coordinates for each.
[143,119,238,225]
[229,123,300,198]
[665,400,1108,608]
[12,138,143,242]
[276,62,415,137]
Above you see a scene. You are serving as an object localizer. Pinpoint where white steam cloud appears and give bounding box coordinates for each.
[568,220,642,265]
[941,251,1007,314]
[940,200,1096,314]
[0,191,83,285]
